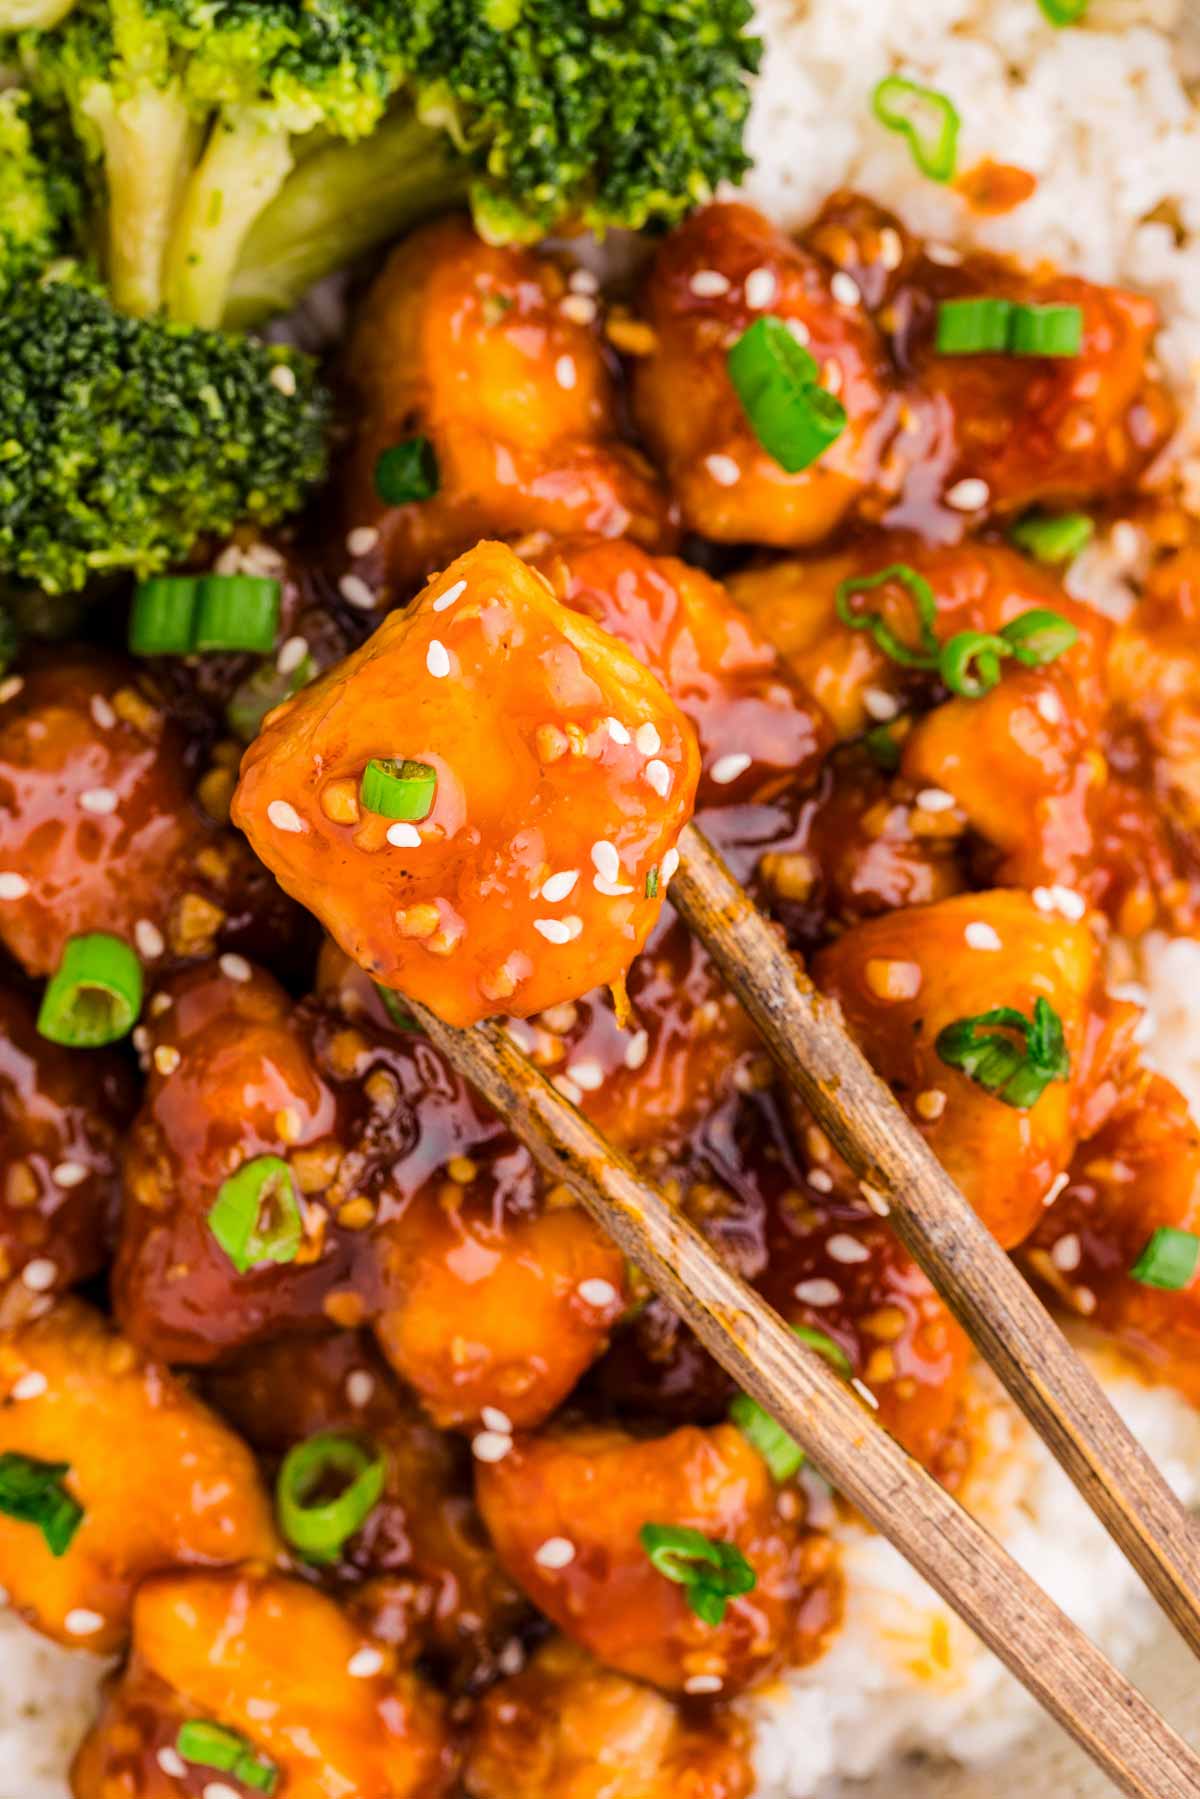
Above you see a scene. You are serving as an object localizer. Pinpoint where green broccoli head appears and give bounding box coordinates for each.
[0,87,89,293]
[0,275,329,595]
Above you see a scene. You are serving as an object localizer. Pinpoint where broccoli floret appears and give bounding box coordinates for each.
[0,86,89,293]
[10,0,760,328]
[0,274,329,594]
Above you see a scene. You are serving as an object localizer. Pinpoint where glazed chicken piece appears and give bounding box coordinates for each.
[115,960,375,1363]
[631,202,891,546]
[204,1333,526,1681]
[475,1421,838,1696]
[0,985,136,1318]
[465,1636,754,1799]
[336,217,675,606]
[0,654,300,981]
[813,890,1124,1249]
[1025,1073,1200,1400]
[235,542,700,1027]
[71,1569,455,1799]
[0,1299,277,1652]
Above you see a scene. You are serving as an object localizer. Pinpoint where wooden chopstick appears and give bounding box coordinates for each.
[406,991,1200,1799]
[670,821,1200,1659]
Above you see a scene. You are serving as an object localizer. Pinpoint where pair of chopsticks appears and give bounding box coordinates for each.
[409,822,1200,1799]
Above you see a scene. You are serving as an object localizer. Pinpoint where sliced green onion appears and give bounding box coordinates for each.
[938,630,1010,698]
[207,1155,303,1275]
[1130,1227,1200,1292]
[727,317,847,473]
[1007,302,1084,358]
[935,298,1013,355]
[638,1523,756,1625]
[226,651,316,743]
[374,437,439,506]
[37,934,143,1048]
[360,758,437,822]
[936,996,1069,1109]
[871,75,960,182]
[374,984,421,1033]
[128,576,198,656]
[729,1394,805,1482]
[792,1324,853,1378]
[864,722,902,771]
[999,608,1079,667]
[645,866,660,899]
[835,564,940,669]
[177,1721,277,1795]
[191,575,281,654]
[1008,511,1094,565]
[275,1432,386,1564]
[1037,0,1089,24]
[0,1453,83,1556]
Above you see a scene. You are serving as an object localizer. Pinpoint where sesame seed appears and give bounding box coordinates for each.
[568,1058,605,1092]
[1051,885,1087,921]
[472,1430,513,1463]
[498,1638,525,1675]
[426,639,451,679]
[534,1536,576,1569]
[433,579,467,613]
[916,788,955,813]
[594,876,634,897]
[863,687,900,722]
[52,1162,88,1188]
[690,269,731,297]
[644,759,671,799]
[561,293,597,325]
[1075,1286,1097,1316]
[1043,1172,1071,1208]
[219,953,252,983]
[132,1027,150,1054]
[662,848,679,882]
[346,1370,375,1408]
[347,1646,384,1678]
[744,267,777,309]
[22,1259,57,1292]
[624,1029,650,1070]
[578,1277,619,1308]
[339,573,376,610]
[386,822,421,848]
[569,268,599,294]
[541,869,579,903]
[1052,1233,1082,1272]
[79,787,118,815]
[269,363,297,396]
[134,918,164,960]
[562,915,583,941]
[534,918,572,945]
[204,1785,242,1799]
[831,271,861,307]
[785,318,811,346]
[822,359,843,396]
[685,1673,725,1694]
[879,227,904,270]
[153,1045,181,1076]
[11,1371,47,1401]
[1036,690,1063,725]
[852,1378,880,1410]
[482,1406,513,1434]
[346,525,379,558]
[63,1608,104,1637]
[277,635,309,675]
[794,1277,841,1307]
[157,1748,187,1778]
[0,872,30,900]
[90,694,116,730]
[859,1181,890,1216]
[591,840,621,884]
[964,921,1002,951]
[946,477,990,513]
[927,242,963,267]
[808,1168,834,1194]
[267,799,305,834]
[827,1234,870,1265]
[0,676,23,703]
[606,717,631,746]
[711,752,752,786]
[635,722,661,757]
[915,1088,947,1121]
[704,453,741,487]
[553,1074,584,1104]
[555,355,577,390]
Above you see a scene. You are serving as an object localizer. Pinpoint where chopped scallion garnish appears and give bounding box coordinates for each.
[191,575,282,654]
[938,608,1077,698]
[1037,0,1089,23]
[177,1720,278,1794]
[864,722,903,770]
[727,317,847,473]
[835,563,940,669]
[374,984,422,1033]
[729,1325,852,1481]
[936,996,1069,1109]
[1130,1227,1200,1293]
[645,866,660,899]
[935,297,1012,355]
[37,934,143,1048]
[275,1432,386,1564]
[207,1155,303,1275]
[128,576,199,655]
[226,651,316,742]
[360,757,437,822]
[1007,302,1084,357]
[871,76,960,182]
[374,437,439,506]
[1008,511,1094,565]
[639,1522,756,1625]
[0,1453,83,1556]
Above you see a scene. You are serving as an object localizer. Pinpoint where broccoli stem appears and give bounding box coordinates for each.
[79,79,196,316]
[164,107,296,328]
[223,107,469,329]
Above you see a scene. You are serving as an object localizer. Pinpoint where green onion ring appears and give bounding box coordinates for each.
[36,934,143,1048]
[275,1432,386,1564]
[207,1155,303,1275]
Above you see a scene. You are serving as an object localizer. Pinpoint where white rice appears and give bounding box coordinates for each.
[0,1625,109,1797]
